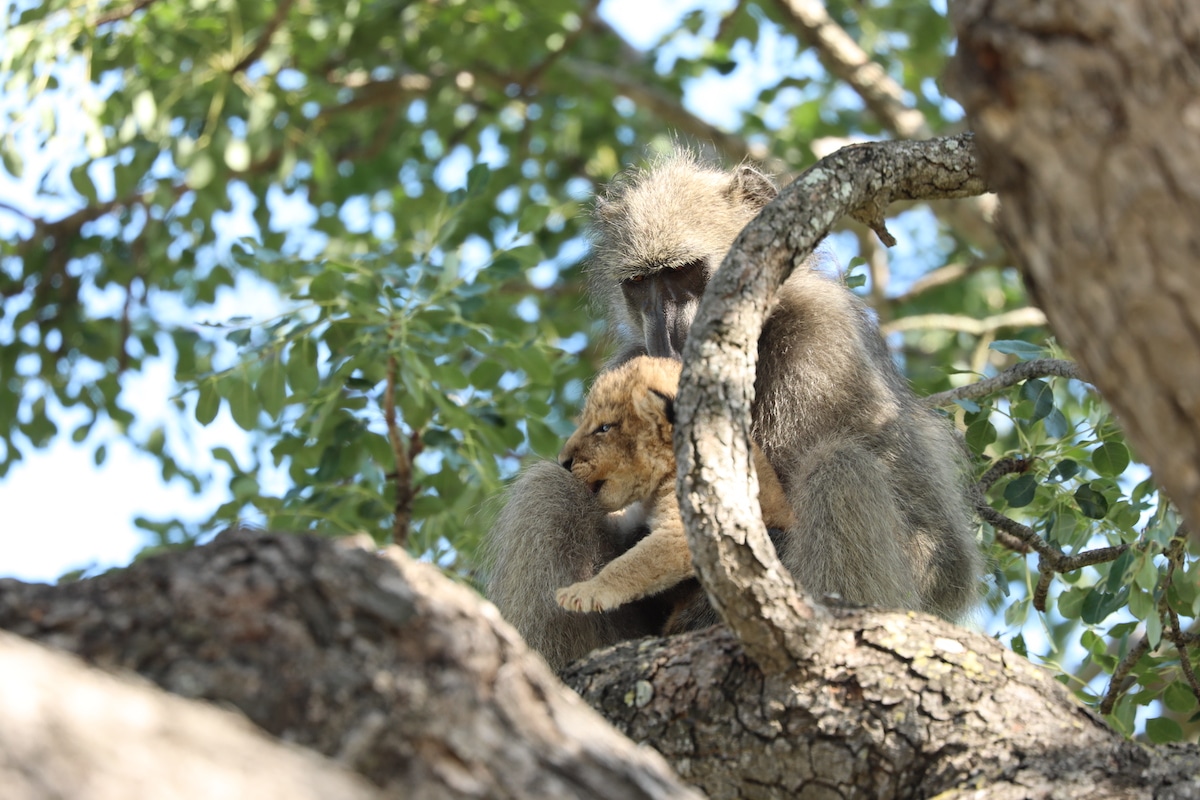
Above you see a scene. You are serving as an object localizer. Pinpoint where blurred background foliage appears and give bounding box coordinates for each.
[2,0,1197,740]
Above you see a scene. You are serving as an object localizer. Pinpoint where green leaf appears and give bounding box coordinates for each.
[844,270,866,289]
[1081,588,1127,625]
[1057,587,1086,619]
[519,203,551,232]
[1010,633,1027,658]
[1145,611,1162,649]
[1145,717,1183,744]
[288,338,320,394]
[1075,483,1110,519]
[196,381,220,425]
[1003,598,1029,627]
[1048,459,1079,482]
[466,162,491,197]
[1163,682,1198,713]
[1105,550,1133,593]
[1092,442,1130,477]
[470,359,507,389]
[257,357,287,418]
[1003,474,1037,508]
[70,165,98,204]
[1134,554,1160,592]
[1129,587,1155,620]
[965,418,997,454]
[1019,379,1054,423]
[309,268,346,302]
[224,373,260,431]
[990,340,1045,360]
[1044,408,1069,438]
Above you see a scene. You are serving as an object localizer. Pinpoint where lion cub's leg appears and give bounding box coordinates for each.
[556,491,693,613]
[754,443,796,530]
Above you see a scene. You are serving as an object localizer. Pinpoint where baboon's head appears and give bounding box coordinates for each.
[589,151,777,360]
[558,357,682,511]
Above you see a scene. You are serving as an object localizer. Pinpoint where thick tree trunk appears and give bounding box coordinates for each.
[0,531,700,800]
[950,0,1200,528]
[4,530,1200,798]
[564,612,1200,799]
[0,630,383,800]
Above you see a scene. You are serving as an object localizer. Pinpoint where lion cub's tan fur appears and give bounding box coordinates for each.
[555,356,795,613]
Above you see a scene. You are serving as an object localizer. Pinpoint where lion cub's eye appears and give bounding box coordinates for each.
[593,422,614,434]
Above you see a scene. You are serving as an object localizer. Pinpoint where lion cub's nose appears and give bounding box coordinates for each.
[559,456,574,472]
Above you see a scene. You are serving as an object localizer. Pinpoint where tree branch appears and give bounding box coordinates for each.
[92,0,161,26]
[882,306,1047,337]
[0,531,702,800]
[231,0,296,75]
[770,0,929,138]
[675,133,989,673]
[924,357,1083,407]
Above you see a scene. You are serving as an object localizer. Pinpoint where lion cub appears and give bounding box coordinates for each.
[555,356,796,614]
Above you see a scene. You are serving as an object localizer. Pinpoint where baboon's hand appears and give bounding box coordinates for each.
[555,580,627,613]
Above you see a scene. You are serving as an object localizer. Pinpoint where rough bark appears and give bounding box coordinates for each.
[0,530,700,800]
[674,134,990,674]
[4,530,1200,797]
[563,611,1200,799]
[949,0,1200,528]
[0,630,383,800]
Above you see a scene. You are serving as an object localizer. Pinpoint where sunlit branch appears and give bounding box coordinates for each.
[883,307,1047,338]
[924,358,1081,408]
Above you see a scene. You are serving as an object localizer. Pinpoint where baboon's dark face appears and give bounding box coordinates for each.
[622,259,708,360]
[590,154,777,364]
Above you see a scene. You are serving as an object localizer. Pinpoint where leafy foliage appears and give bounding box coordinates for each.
[3,0,1198,738]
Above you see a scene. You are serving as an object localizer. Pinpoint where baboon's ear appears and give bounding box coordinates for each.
[592,193,616,222]
[648,388,676,425]
[728,164,777,210]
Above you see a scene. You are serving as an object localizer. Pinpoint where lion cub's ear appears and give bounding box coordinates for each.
[642,387,675,426]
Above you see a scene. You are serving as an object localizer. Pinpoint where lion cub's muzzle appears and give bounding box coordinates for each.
[559,450,605,495]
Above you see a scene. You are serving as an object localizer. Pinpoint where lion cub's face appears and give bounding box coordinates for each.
[559,357,682,512]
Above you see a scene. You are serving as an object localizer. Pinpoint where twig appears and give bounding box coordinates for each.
[92,0,160,26]
[1159,534,1200,706]
[972,455,1130,610]
[1099,635,1151,715]
[924,358,1082,408]
[890,262,981,306]
[231,0,296,75]
[384,355,421,547]
[0,200,34,223]
[516,0,601,91]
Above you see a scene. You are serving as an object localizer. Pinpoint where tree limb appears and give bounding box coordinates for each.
[0,531,701,800]
[923,357,1083,407]
[882,306,1047,337]
[674,133,989,673]
[0,631,383,800]
[231,0,296,75]
[770,0,930,138]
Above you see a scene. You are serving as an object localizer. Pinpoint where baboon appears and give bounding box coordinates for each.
[485,151,982,671]
[553,355,795,616]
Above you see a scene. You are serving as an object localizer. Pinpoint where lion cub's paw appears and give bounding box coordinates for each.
[555,580,626,613]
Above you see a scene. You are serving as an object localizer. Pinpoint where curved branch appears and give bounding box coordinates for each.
[674,133,990,673]
[924,357,1083,407]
